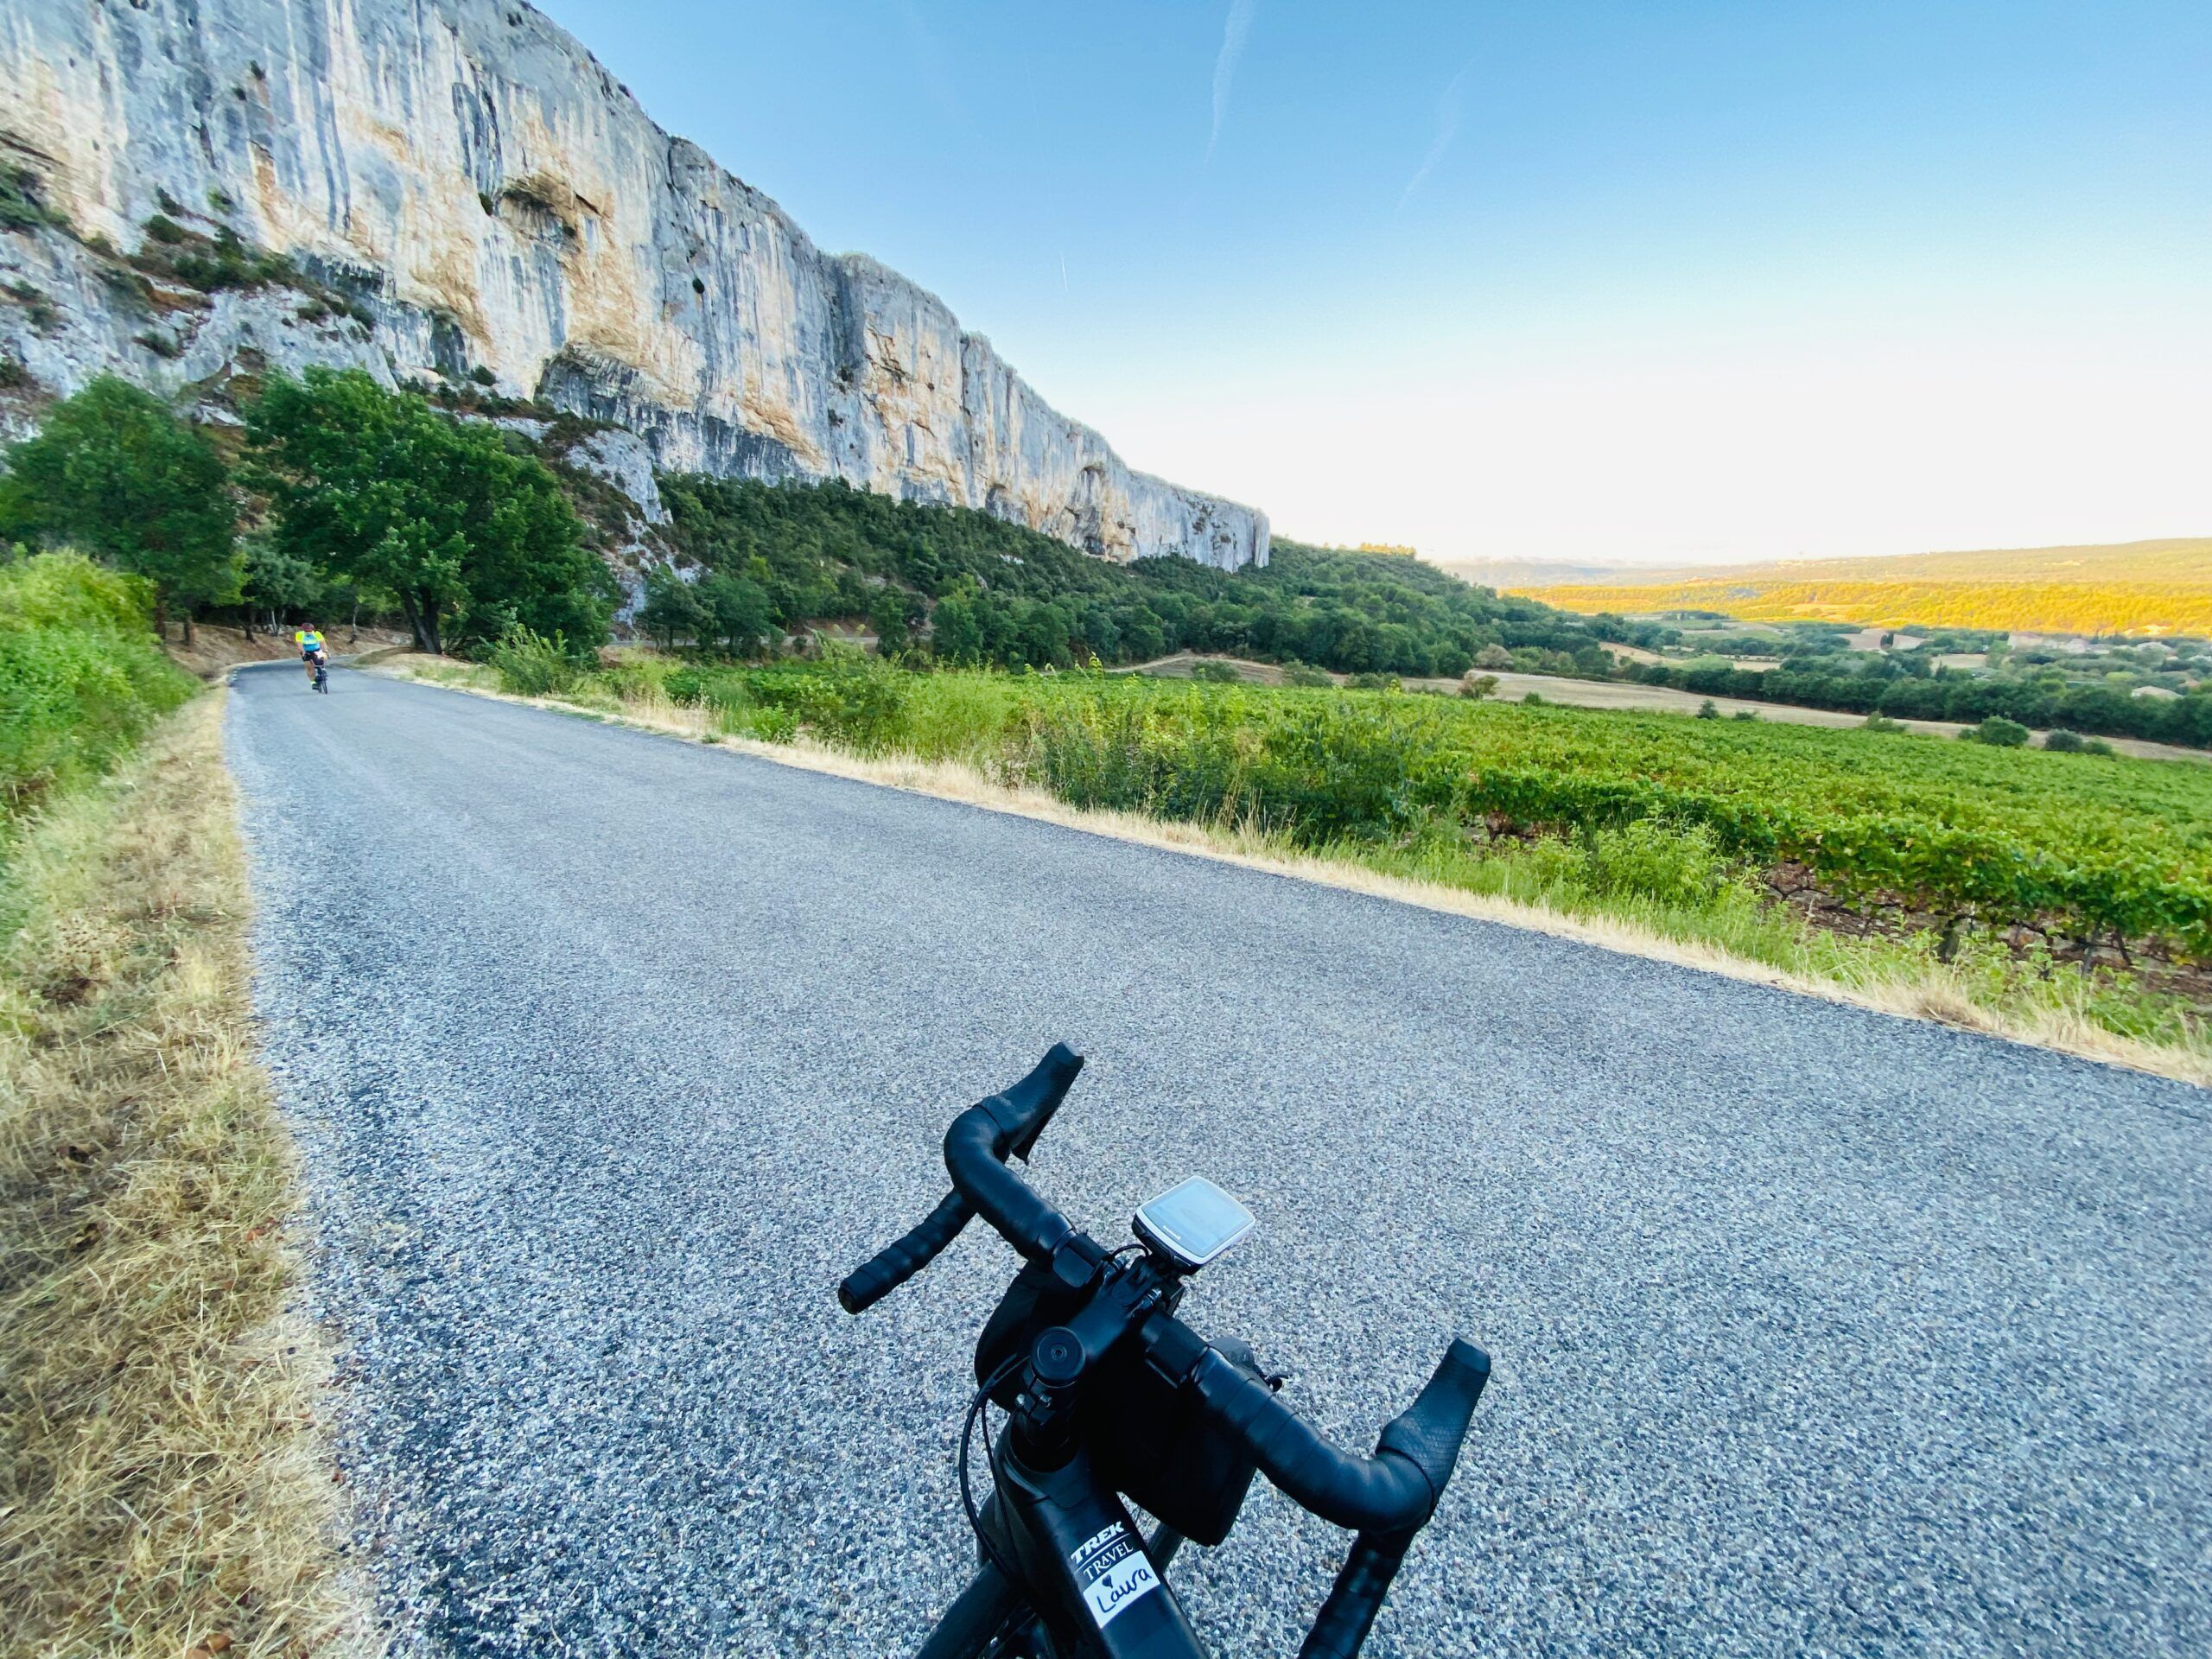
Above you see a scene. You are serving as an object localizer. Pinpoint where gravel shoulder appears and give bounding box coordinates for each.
[227,664,2211,1656]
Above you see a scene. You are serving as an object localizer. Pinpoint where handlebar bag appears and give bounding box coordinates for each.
[975,1264,1265,1548]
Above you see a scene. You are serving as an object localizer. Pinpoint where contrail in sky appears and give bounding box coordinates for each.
[1398,60,1473,211]
[1207,0,1260,162]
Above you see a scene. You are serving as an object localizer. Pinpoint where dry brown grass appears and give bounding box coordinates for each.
[0,692,365,1659]
[378,662,2209,1089]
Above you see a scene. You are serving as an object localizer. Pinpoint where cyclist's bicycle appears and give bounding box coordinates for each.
[310,652,329,693]
[840,1046,1490,1658]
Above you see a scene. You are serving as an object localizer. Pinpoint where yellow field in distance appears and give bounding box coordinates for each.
[1513,537,2212,637]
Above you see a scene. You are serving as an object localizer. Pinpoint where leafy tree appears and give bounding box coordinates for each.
[639,566,709,650]
[699,570,774,656]
[245,368,614,655]
[0,375,238,644]
[238,531,327,631]
[928,591,983,663]
[869,587,912,654]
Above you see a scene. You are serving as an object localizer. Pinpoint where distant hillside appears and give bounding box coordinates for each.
[1516,538,2212,637]
[1435,558,1634,588]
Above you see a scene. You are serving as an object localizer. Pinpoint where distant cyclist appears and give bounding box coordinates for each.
[295,626,327,686]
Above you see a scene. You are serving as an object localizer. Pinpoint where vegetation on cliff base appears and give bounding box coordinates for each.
[245,367,618,656]
[657,472,1667,677]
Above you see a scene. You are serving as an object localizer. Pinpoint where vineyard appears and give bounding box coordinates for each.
[594,658,2212,969]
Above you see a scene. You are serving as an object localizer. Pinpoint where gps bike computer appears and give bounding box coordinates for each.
[1132,1177,1256,1271]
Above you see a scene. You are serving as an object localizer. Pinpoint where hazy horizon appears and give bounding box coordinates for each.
[538,0,2209,567]
[1427,533,2212,579]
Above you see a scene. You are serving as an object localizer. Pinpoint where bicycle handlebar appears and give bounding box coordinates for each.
[1178,1338,1488,1534]
[942,1062,1084,1265]
[836,1045,1085,1312]
[843,1046,1490,1659]
[937,1046,1487,1527]
[837,1190,973,1313]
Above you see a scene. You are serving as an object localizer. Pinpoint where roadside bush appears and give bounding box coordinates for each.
[595,655,673,702]
[1027,689,1453,846]
[738,651,913,752]
[1247,700,1451,842]
[2042,728,2086,753]
[487,626,584,696]
[1281,664,1335,688]
[0,551,196,817]
[1188,659,1242,684]
[1967,715,2031,747]
[900,671,1027,763]
[718,702,800,743]
[1577,818,1734,909]
[1459,673,1499,700]
[1031,697,1174,815]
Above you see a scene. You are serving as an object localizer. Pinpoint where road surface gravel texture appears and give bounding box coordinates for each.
[226,665,2210,1657]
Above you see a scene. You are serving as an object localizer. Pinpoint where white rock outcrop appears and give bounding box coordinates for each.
[0,0,1266,569]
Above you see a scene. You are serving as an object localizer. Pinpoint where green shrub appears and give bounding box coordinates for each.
[0,165,58,232]
[1188,659,1242,683]
[791,652,914,751]
[2042,728,2085,753]
[1967,715,2031,747]
[487,626,584,696]
[1345,672,1401,691]
[0,551,196,817]
[726,703,800,743]
[1578,818,1733,909]
[1281,664,1335,689]
[595,656,672,702]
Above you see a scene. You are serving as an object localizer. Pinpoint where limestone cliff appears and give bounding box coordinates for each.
[0,0,1267,570]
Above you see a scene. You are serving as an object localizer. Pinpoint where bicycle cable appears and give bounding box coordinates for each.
[958,1353,1027,1599]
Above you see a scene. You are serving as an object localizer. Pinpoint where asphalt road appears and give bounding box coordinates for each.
[226,664,2211,1657]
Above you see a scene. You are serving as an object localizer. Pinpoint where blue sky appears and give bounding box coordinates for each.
[537,0,2211,566]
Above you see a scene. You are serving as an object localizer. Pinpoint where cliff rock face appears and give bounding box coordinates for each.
[0,0,1267,569]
